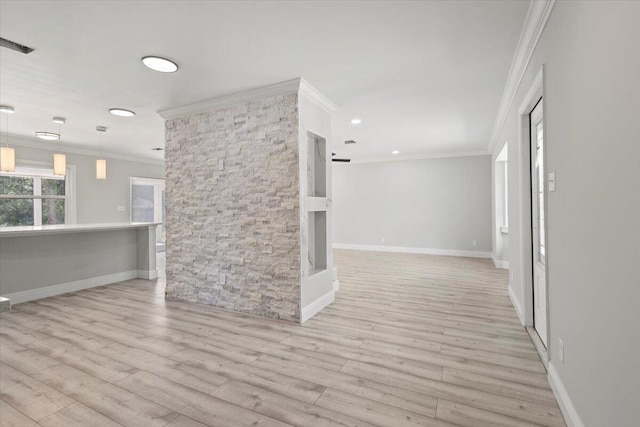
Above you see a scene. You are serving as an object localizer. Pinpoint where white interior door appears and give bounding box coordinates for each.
[530,99,548,347]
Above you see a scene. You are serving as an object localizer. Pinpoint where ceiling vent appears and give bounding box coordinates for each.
[0,37,35,54]
[344,140,357,145]
[151,147,164,151]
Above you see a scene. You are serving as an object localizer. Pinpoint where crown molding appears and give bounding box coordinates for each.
[338,150,490,165]
[158,78,337,120]
[488,0,556,153]
[158,78,302,120]
[1,134,164,166]
[299,78,338,113]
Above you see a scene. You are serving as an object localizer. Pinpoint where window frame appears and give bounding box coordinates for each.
[0,162,76,227]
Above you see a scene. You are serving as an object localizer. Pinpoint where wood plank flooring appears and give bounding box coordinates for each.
[0,249,566,427]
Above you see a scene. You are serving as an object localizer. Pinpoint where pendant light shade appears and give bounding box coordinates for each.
[1,105,16,172]
[96,159,107,180]
[53,153,66,176]
[0,146,15,172]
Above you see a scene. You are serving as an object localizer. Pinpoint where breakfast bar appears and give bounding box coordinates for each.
[0,223,159,306]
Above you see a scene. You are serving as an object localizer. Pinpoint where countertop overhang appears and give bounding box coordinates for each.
[0,223,161,237]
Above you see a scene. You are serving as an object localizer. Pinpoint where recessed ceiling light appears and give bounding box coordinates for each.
[142,56,179,73]
[0,105,15,114]
[35,132,60,141]
[350,118,362,125]
[109,108,135,117]
[52,117,66,124]
[392,150,400,154]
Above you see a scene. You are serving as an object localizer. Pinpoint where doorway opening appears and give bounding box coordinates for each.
[130,177,166,252]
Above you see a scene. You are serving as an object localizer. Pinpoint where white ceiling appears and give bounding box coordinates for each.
[0,1,529,163]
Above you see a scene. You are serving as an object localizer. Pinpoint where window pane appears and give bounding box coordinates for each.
[132,185,155,222]
[41,178,65,196]
[0,199,34,226]
[42,198,65,225]
[0,176,34,195]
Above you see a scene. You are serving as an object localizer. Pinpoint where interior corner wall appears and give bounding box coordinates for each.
[164,93,302,322]
[11,144,164,223]
[494,1,640,425]
[332,155,492,254]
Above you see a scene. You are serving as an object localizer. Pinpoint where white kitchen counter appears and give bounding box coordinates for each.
[0,222,160,305]
[0,222,160,237]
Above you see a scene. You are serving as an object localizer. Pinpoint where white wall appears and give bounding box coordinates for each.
[495,1,640,425]
[11,144,164,224]
[333,155,492,254]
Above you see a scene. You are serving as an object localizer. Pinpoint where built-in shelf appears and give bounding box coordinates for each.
[307,132,326,198]
[307,211,327,275]
[307,197,328,212]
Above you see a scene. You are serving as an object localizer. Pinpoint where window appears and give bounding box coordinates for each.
[0,166,68,227]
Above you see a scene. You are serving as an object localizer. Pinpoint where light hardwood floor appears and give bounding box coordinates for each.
[0,249,566,427]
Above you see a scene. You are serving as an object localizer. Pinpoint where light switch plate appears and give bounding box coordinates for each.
[548,172,556,192]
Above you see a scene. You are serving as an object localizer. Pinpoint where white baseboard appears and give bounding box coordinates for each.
[2,270,138,305]
[137,269,159,280]
[548,362,585,427]
[508,284,525,326]
[492,256,510,269]
[333,243,491,259]
[300,290,335,323]
[332,280,340,292]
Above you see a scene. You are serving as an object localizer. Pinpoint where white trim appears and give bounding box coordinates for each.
[333,243,492,259]
[516,65,545,329]
[299,78,337,113]
[332,280,340,292]
[344,150,490,165]
[158,79,302,120]
[492,257,509,270]
[488,0,555,153]
[548,362,585,427]
[3,134,164,166]
[137,269,159,280]
[508,284,525,326]
[300,290,335,323]
[2,270,138,305]
[526,325,549,369]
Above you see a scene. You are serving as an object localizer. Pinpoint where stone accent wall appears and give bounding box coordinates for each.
[164,93,301,322]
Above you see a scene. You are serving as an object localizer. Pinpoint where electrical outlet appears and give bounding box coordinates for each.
[558,338,564,363]
[472,240,477,247]
[219,273,226,285]
[380,237,385,243]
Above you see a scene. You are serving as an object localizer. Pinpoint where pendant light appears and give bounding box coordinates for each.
[96,126,107,180]
[53,118,66,176]
[0,105,16,172]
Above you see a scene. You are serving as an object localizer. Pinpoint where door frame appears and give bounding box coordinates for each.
[517,66,551,363]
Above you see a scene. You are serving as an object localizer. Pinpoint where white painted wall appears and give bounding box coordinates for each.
[494,1,640,425]
[333,155,492,254]
[11,144,164,224]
